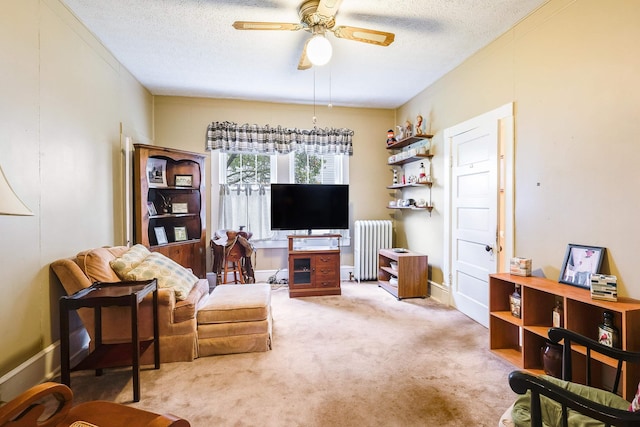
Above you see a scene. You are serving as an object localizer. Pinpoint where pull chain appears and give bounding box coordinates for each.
[312,68,317,126]
[328,66,333,109]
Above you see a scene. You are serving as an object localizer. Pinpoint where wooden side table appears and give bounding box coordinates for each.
[378,248,428,299]
[59,279,160,402]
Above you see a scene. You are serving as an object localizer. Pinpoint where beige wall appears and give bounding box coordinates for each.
[0,0,153,377]
[397,0,640,297]
[153,97,395,271]
[3,0,639,385]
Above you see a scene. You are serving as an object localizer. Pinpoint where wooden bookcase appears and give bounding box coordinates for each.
[288,235,341,298]
[489,273,640,399]
[377,248,428,300]
[133,144,207,278]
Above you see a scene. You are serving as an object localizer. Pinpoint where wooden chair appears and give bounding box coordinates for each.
[0,382,190,427]
[508,327,640,427]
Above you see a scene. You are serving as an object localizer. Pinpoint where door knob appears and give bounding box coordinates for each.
[485,245,492,252]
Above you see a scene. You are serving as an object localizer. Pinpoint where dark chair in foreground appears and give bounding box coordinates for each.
[0,382,190,427]
[507,327,640,427]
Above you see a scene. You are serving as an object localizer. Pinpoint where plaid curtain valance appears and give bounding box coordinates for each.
[206,121,354,156]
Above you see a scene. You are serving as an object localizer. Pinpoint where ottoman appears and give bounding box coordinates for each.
[197,283,272,357]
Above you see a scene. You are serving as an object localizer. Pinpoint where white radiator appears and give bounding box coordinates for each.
[354,220,393,281]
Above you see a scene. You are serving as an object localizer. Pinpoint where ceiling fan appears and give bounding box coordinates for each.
[232,0,395,70]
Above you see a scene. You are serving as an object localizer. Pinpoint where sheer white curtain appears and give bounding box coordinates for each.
[218,184,271,240]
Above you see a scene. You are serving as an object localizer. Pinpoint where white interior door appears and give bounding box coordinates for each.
[443,103,514,328]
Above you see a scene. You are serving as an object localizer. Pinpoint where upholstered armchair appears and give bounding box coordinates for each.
[51,246,211,364]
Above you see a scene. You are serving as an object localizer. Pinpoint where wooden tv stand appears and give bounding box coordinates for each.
[288,235,341,298]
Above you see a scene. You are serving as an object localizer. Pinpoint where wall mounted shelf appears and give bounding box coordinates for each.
[386,135,434,150]
[386,135,434,215]
[387,153,433,167]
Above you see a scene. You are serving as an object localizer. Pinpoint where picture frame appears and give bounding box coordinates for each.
[146,201,157,216]
[174,174,193,187]
[174,226,188,242]
[154,226,168,245]
[171,202,188,214]
[559,244,606,288]
[146,158,167,188]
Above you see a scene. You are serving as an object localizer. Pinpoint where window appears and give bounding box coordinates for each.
[218,153,275,241]
[289,152,350,245]
[217,152,349,246]
[293,152,344,184]
[223,153,272,185]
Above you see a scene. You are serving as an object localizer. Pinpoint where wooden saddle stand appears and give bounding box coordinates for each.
[210,229,255,284]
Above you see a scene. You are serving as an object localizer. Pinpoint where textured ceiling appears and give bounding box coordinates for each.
[60,0,547,109]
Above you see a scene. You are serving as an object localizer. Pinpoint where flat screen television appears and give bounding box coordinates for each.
[270,184,349,232]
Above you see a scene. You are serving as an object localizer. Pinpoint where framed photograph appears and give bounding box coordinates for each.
[559,244,606,288]
[146,201,157,216]
[174,174,193,187]
[171,202,188,214]
[146,158,167,188]
[174,226,188,242]
[154,226,168,245]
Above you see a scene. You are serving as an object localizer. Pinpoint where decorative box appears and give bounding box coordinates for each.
[510,257,532,276]
[590,274,618,302]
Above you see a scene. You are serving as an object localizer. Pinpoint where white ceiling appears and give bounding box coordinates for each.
[60,0,547,109]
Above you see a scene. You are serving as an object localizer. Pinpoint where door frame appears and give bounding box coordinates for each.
[442,103,515,310]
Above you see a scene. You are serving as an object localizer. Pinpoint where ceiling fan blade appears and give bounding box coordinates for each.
[232,21,303,31]
[297,39,312,70]
[332,26,395,46]
[316,0,343,19]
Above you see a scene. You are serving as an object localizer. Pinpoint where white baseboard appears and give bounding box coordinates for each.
[0,328,89,403]
[340,265,354,281]
[429,280,450,305]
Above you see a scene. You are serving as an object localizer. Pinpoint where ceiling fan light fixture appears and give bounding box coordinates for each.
[307,33,332,66]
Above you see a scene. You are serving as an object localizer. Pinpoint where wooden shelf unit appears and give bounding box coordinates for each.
[288,235,341,298]
[378,248,428,300]
[489,273,640,400]
[133,144,207,278]
[386,135,433,214]
[386,135,434,150]
[387,153,433,167]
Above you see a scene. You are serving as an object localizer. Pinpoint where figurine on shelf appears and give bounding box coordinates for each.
[393,169,398,185]
[158,193,172,214]
[418,162,427,183]
[386,129,396,146]
[395,125,404,141]
[415,115,424,135]
[404,120,412,137]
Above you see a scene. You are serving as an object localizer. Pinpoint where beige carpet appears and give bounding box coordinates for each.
[65,282,516,426]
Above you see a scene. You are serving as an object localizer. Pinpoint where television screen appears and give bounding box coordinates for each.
[271,184,349,231]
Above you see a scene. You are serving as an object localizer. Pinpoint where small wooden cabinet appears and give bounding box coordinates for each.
[288,235,341,298]
[378,248,428,300]
[133,144,207,278]
[489,273,640,400]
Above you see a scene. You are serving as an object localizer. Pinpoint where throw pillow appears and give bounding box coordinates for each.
[630,381,640,411]
[110,244,152,279]
[121,252,197,300]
